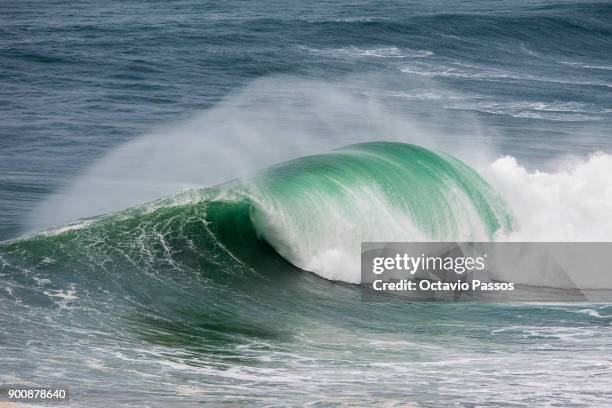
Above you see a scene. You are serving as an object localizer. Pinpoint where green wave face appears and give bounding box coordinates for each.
[244,142,512,281]
[249,141,511,237]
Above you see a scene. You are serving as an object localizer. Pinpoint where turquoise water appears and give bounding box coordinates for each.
[1,1,612,406]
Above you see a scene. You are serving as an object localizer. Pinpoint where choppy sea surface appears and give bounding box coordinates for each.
[1,1,611,406]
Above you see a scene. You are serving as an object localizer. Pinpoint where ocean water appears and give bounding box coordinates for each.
[1,0,612,406]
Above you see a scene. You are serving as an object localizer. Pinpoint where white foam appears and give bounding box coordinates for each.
[487,153,612,242]
[577,309,612,319]
[301,45,432,59]
[483,153,612,289]
[448,100,603,122]
[44,284,78,305]
[400,61,612,88]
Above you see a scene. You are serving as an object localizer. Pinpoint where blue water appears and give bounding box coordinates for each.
[1,1,612,406]
[2,0,611,239]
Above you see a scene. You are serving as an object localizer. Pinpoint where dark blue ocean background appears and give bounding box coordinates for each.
[1,0,611,239]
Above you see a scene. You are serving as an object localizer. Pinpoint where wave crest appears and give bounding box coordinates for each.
[246,142,511,282]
